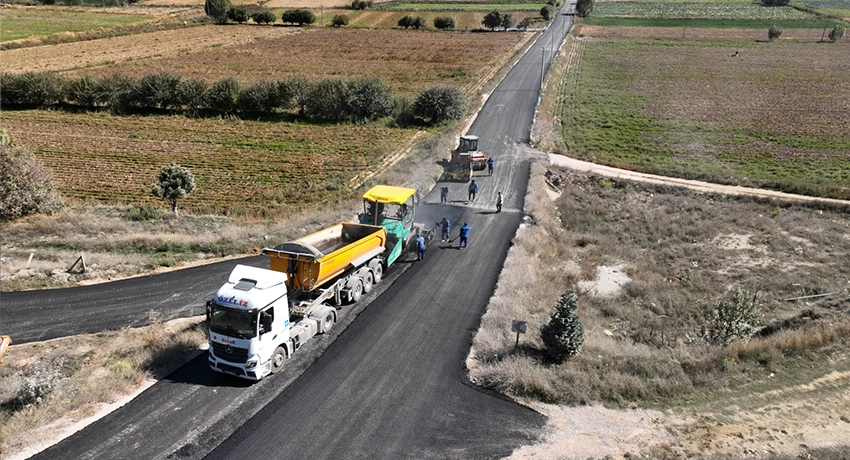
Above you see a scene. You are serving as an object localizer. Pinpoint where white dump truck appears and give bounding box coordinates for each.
[207,185,433,380]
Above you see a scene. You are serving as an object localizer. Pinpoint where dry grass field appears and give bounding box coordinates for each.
[472,162,850,459]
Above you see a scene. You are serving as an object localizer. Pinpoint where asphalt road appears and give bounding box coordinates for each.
[15,6,576,459]
[1,256,266,344]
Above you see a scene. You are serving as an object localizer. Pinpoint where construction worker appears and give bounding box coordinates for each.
[416,233,426,261]
[459,222,471,249]
[496,191,503,213]
[468,180,478,202]
[487,157,494,176]
[440,185,449,204]
[437,217,451,242]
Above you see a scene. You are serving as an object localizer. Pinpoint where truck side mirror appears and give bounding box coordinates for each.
[205,300,213,324]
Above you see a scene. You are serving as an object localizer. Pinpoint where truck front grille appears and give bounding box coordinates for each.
[211,342,249,363]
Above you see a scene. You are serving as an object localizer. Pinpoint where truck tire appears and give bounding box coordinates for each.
[321,311,335,333]
[369,259,383,283]
[271,346,287,374]
[361,269,374,293]
[347,277,363,303]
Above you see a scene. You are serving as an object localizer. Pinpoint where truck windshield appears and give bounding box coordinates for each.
[209,305,256,339]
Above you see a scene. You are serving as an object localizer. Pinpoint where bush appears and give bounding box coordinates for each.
[0,144,63,221]
[206,76,241,113]
[9,360,65,410]
[390,95,415,127]
[251,10,276,25]
[205,0,231,22]
[413,85,467,124]
[768,24,782,41]
[349,0,372,9]
[227,5,250,23]
[238,80,281,113]
[433,16,455,30]
[306,78,349,121]
[0,71,64,108]
[541,5,555,20]
[761,0,790,5]
[347,76,393,123]
[331,14,349,27]
[128,205,165,222]
[177,77,208,114]
[411,16,426,29]
[104,74,139,114]
[517,17,533,29]
[398,15,413,28]
[540,286,584,363]
[829,25,845,42]
[135,71,183,110]
[575,0,594,18]
[281,9,316,26]
[279,74,311,115]
[65,75,108,109]
[702,289,763,346]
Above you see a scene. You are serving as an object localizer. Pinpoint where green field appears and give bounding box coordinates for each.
[0,8,152,42]
[552,35,850,200]
[591,2,814,19]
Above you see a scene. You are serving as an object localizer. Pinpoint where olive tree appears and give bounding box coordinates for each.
[331,14,349,27]
[205,0,231,23]
[0,141,62,222]
[347,76,393,123]
[482,10,503,30]
[576,0,594,17]
[281,9,316,26]
[251,10,276,25]
[433,16,455,30]
[151,162,196,217]
[829,25,845,42]
[205,77,241,113]
[413,85,467,124]
[768,24,783,41]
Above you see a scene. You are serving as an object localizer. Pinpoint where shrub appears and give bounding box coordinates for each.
[129,205,165,222]
[398,15,413,28]
[0,71,64,108]
[279,74,311,115]
[151,162,196,217]
[9,360,66,410]
[135,71,183,110]
[205,0,231,23]
[177,77,208,115]
[251,10,276,25]
[541,5,555,20]
[65,75,108,109]
[413,85,467,124]
[411,16,426,29]
[331,14,349,27]
[829,25,845,42]
[0,144,63,221]
[205,76,241,113]
[768,24,782,41]
[281,9,316,26]
[227,5,250,23]
[482,10,503,30]
[349,0,372,9]
[540,286,584,362]
[702,289,763,346]
[517,17,533,29]
[238,80,281,113]
[105,74,139,114]
[306,78,349,121]
[347,76,393,123]
[575,0,594,18]
[390,95,415,127]
[433,16,455,30]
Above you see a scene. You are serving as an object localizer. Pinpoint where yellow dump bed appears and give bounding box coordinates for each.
[263,223,387,292]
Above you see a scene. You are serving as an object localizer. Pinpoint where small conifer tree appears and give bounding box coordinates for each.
[540,286,584,362]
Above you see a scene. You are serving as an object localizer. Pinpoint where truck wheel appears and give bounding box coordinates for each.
[321,311,335,333]
[271,346,287,374]
[348,278,363,303]
[361,269,374,293]
[369,259,383,283]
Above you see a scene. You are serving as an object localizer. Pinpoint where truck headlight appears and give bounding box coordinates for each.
[245,357,259,369]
